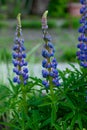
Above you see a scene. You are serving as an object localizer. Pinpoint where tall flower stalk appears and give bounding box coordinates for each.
[77,0,87,68]
[41,11,60,126]
[12,14,28,122]
[76,0,87,104]
[12,13,29,85]
[41,11,60,89]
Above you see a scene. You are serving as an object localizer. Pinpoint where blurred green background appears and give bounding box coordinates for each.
[0,0,80,63]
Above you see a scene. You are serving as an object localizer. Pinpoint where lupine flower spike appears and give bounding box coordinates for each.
[77,0,87,68]
[12,13,29,85]
[41,11,60,88]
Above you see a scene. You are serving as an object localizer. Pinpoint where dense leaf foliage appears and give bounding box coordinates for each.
[0,64,87,130]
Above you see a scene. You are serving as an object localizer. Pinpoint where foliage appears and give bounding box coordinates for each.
[0,19,57,29]
[72,0,79,2]
[61,48,77,62]
[0,48,11,63]
[61,17,80,29]
[0,0,32,18]
[58,64,87,130]
[0,14,7,20]
[0,21,8,28]
[48,0,69,17]
[0,1,87,129]
[21,20,57,29]
[0,64,87,130]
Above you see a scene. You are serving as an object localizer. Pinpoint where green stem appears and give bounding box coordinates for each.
[46,42,56,126]
[21,84,27,115]
[20,84,27,130]
[42,11,58,128]
[50,84,57,127]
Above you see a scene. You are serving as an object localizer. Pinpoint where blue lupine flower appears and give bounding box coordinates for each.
[80,7,85,14]
[41,11,60,88]
[42,80,49,88]
[42,49,51,58]
[12,14,29,85]
[42,59,48,68]
[77,1,87,68]
[42,70,49,78]
[80,0,87,5]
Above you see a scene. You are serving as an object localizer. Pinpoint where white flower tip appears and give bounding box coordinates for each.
[17,13,21,27]
[42,10,48,19]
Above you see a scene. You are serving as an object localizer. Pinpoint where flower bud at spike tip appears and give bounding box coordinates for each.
[42,10,48,29]
[17,13,21,28]
[42,10,48,19]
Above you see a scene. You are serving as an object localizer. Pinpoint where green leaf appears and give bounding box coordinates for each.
[51,105,57,125]
[0,122,20,129]
[8,78,16,93]
[62,121,67,130]
[82,114,87,121]
[0,84,11,114]
[70,115,77,129]
[26,110,40,130]
[39,102,51,107]
[66,95,75,109]
[65,112,74,121]
[77,114,83,130]
[69,63,81,74]
[41,118,51,128]
[54,124,62,130]
[25,117,32,129]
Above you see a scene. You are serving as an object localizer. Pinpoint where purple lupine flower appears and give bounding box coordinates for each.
[77,0,87,68]
[12,14,29,85]
[41,11,60,88]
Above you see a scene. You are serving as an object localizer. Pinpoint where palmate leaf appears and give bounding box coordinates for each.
[8,78,21,95]
[82,114,87,121]
[64,112,74,121]
[0,121,20,130]
[0,85,11,115]
[39,102,51,107]
[53,124,62,130]
[11,110,20,122]
[29,76,43,88]
[40,118,51,128]
[25,117,32,130]
[8,78,16,93]
[69,83,87,91]
[77,114,83,130]
[29,76,43,84]
[58,70,67,83]
[0,88,10,101]
[32,110,40,124]
[25,110,41,130]
[70,114,77,130]
[60,95,75,110]
[69,63,82,75]
[59,64,85,91]
[0,84,10,96]
[62,121,67,130]
[60,102,72,110]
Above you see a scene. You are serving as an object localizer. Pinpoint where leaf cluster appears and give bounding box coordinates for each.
[0,64,87,130]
